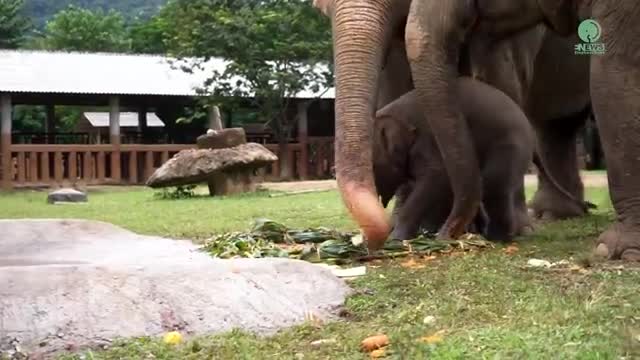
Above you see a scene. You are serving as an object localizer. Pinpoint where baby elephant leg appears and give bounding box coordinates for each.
[481,151,524,242]
[469,204,489,235]
[389,182,413,230]
[392,174,450,240]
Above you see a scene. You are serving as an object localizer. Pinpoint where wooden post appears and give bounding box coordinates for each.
[41,152,50,183]
[45,104,55,144]
[29,151,38,183]
[69,151,77,184]
[128,151,138,184]
[83,151,92,183]
[208,105,223,131]
[297,101,310,180]
[144,151,154,182]
[138,107,148,144]
[1,94,12,190]
[54,151,63,184]
[109,96,121,182]
[17,151,25,183]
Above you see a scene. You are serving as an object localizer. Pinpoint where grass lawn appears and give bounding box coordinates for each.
[1,184,639,359]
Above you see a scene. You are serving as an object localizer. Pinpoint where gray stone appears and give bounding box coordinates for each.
[47,188,87,204]
[146,143,278,188]
[0,219,351,358]
[197,128,247,150]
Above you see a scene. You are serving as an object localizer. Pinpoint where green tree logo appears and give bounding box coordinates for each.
[578,19,602,43]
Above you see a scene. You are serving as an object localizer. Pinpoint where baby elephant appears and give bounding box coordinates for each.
[373,77,534,242]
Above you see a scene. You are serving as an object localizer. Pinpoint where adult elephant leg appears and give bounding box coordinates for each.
[525,31,591,220]
[404,0,482,239]
[592,2,640,261]
[529,110,589,220]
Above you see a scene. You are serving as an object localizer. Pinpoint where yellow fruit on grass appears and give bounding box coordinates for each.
[163,331,183,345]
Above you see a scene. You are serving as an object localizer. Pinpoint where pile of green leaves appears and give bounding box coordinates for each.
[200,219,495,264]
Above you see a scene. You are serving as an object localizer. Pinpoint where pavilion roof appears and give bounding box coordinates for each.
[0,50,335,99]
[83,112,165,128]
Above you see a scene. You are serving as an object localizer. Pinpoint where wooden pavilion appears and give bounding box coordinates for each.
[0,50,336,190]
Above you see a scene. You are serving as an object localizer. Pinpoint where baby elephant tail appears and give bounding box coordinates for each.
[532,152,597,212]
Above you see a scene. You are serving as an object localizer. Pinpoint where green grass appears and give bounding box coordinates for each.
[2,184,639,359]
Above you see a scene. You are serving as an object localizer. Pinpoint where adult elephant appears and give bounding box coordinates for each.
[404,0,640,262]
[319,0,640,261]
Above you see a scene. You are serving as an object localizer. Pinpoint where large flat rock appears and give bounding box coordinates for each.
[0,220,351,358]
[146,143,278,188]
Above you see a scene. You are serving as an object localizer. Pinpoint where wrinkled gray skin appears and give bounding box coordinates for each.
[374,79,595,241]
[316,0,640,262]
[373,78,535,242]
[316,0,595,251]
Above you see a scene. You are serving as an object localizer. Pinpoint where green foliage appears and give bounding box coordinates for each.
[129,14,168,54]
[0,0,30,49]
[40,5,130,52]
[153,184,198,200]
[12,106,45,132]
[23,0,167,29]
[166,0,333,142]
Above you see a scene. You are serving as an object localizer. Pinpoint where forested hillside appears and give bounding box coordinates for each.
[24,0,167,27]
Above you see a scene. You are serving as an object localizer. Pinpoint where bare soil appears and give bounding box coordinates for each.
[260,172,608,193]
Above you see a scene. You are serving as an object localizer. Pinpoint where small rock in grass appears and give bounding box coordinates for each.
[423,316,436,325]
[47,188,87,204]
[527,259,552,268]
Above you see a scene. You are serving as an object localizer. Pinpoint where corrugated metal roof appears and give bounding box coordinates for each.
[83,112,165,128]
[0,50,335,99]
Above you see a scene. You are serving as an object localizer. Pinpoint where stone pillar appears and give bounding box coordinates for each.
[138,106,148,144]
[208,105,223,131]
[297,101,310,180]
[109,96,121,182]
[1,94,12,190]
[45,104,55,144]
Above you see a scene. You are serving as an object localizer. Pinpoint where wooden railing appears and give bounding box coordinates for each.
[3,137,335,188]
[6,144,194,187]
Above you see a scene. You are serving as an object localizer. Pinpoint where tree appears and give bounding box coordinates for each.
[0,0,30,49]
[128,1,179,54]
[167,0,333,179]
[41,5,130,52]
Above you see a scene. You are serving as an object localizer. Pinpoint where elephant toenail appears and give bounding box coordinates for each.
[594,243,610,258]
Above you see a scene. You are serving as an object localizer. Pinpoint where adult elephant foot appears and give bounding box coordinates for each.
[595,223,640,262]
[530,108,589,220]
[530,190,587,221]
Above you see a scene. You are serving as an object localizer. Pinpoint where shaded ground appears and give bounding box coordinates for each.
[259,171,608,193]
[0,220,350,359]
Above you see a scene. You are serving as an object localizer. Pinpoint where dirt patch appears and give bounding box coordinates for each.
[261,173,607,194]
[0,220,351,359]
[524,172,607,188]
[260,180,337,193]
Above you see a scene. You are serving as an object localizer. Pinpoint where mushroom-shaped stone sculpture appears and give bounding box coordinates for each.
[146,143,278,196]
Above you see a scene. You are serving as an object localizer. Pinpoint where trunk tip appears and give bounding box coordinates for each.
[339,179,390,251]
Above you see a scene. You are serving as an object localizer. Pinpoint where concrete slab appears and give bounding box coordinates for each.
[0,220,351,358]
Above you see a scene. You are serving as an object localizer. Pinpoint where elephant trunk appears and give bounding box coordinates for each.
[332,0,394,250]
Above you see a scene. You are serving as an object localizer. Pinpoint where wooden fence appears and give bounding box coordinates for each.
[1,137,334,189]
